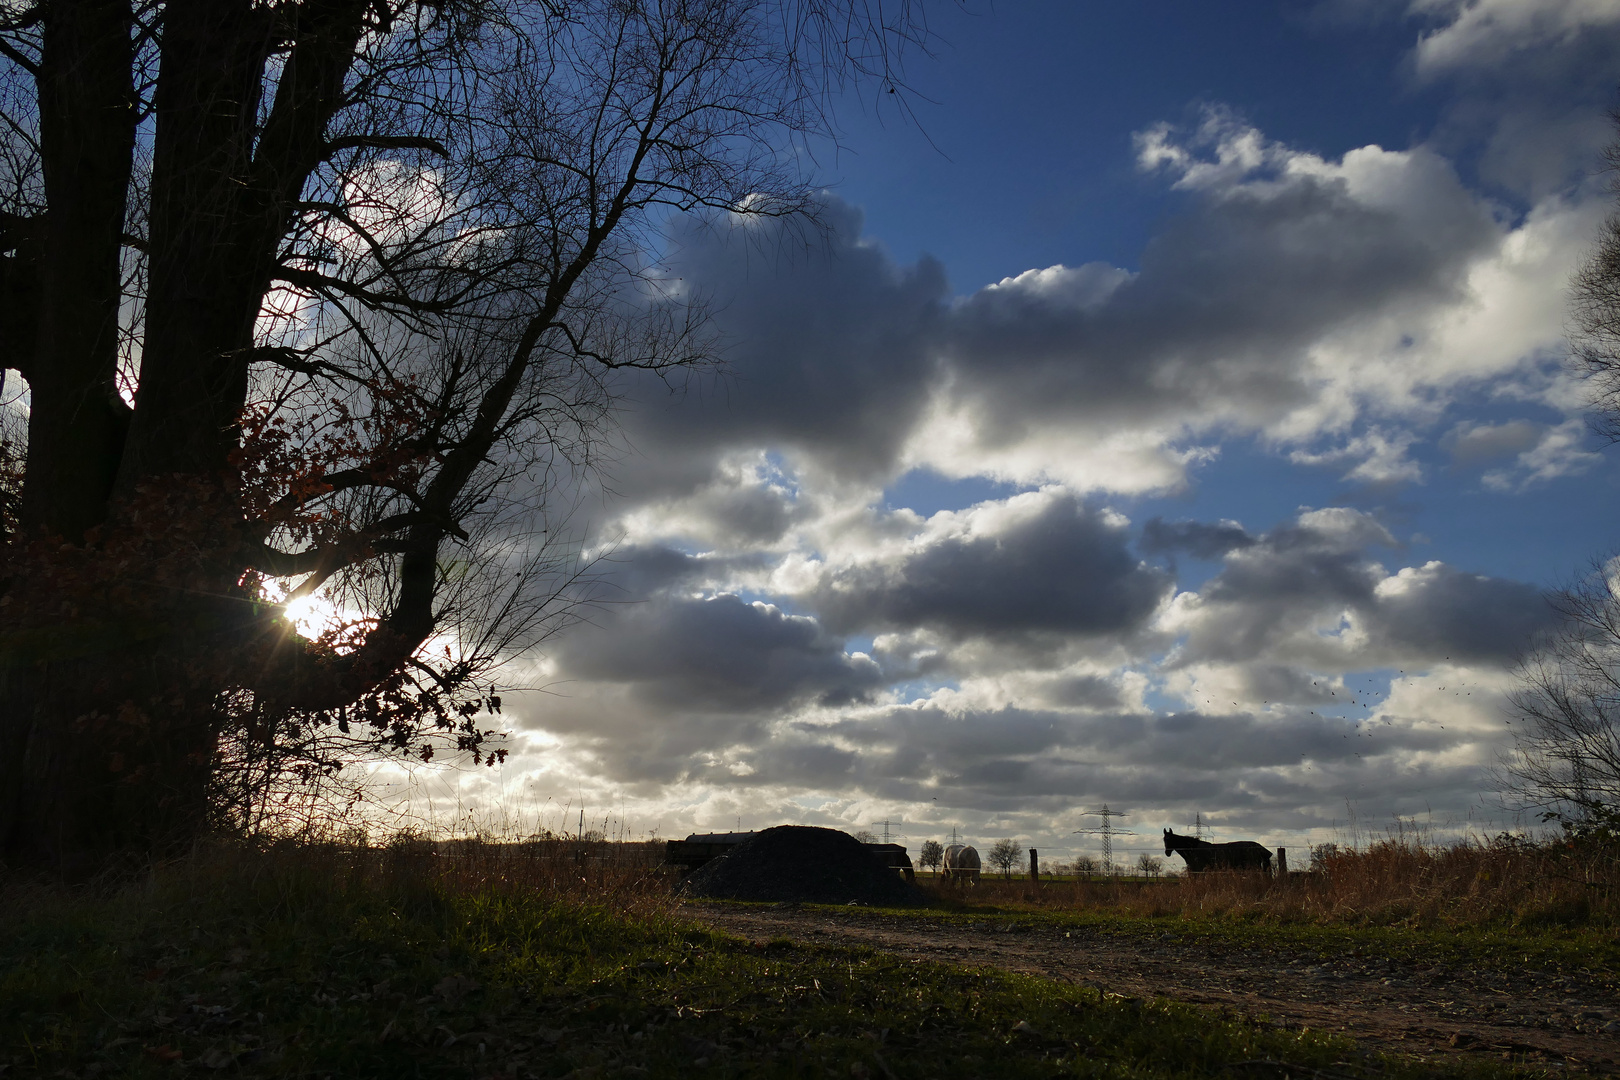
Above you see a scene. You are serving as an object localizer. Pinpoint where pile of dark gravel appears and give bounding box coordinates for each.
[680,825,926,907]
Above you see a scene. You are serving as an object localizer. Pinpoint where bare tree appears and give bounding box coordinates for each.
[917,838,943,872]
[1499,563,1620,836]
[987,837,1022,879]
[1573,116,1620,441]
[0,0,931,871]
[1509,113,1620,836]
[1135,852,1162,877]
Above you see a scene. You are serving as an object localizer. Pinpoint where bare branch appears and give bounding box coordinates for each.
[320,133,451,159]
[0,35,39,77]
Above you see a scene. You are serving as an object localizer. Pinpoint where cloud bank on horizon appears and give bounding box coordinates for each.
[404,0,1620,861]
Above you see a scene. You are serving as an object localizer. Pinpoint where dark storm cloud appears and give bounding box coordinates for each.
[1198,515,1392,609]
[1409,0,1620,198]
[698,480,798,544]
[707,702,1474,816]
[589,543,779,603]
[610,201,949,494]
[591,115,1513,521]
[1171,508,1555,668]
[516,604,1509,834]
[552,592,884,712]
[1227,664,1343,706]
[1443,419,1544,466]
[810,495,1172,639]
[1140,517,1257,560]
[942,157,1497,442]
[1174,511,1392,665]
[594,543,708,596]
[1038,673,1127,710]
[1365,563,1553,664]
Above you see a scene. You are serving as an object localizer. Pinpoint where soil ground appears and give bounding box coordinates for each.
[685,902,1620,1074]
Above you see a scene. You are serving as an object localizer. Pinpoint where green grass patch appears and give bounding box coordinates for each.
[0,850,1565,1078]
[804,898,1620,979]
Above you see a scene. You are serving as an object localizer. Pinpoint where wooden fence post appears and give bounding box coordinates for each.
[1029,847,1039,882]
[1276,847,1288,879]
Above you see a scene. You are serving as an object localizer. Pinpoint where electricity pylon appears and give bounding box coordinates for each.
[867,820,905,844]
[1075,804,1135,873]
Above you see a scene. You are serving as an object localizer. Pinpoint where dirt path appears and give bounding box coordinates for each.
[684,903,1619,1073]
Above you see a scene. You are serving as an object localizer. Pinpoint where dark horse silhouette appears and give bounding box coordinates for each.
[1163,828,1272,873]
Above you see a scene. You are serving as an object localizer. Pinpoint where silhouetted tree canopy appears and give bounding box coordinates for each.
[0,0,929,871]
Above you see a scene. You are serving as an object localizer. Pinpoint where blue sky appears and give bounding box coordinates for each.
[826,2,1452,289]
[403,0,1620,866]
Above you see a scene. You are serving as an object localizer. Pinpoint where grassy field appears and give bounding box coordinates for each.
[917,832,1620,968]
[856,889,1619,993]
[937,832,1620,930]
[1,837,1600,1079]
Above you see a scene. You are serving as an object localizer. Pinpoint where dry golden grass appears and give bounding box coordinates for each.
[920,834,1620,931]
[1,831,682,927]
[16,827,1608,939]
[365,828,1616,933]
[378,832,673,899]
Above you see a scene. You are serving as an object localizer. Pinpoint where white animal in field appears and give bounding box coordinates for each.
[941,843,981,884]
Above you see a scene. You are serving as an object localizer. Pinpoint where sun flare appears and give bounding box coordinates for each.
[281,594,342,639]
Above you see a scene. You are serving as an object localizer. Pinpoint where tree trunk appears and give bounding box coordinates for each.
[116,0,273,489]
[0,651,218,876]
[1,0,142,873]
[2,0,373,872]
[118,0,368,489]
[20,0,136,542]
